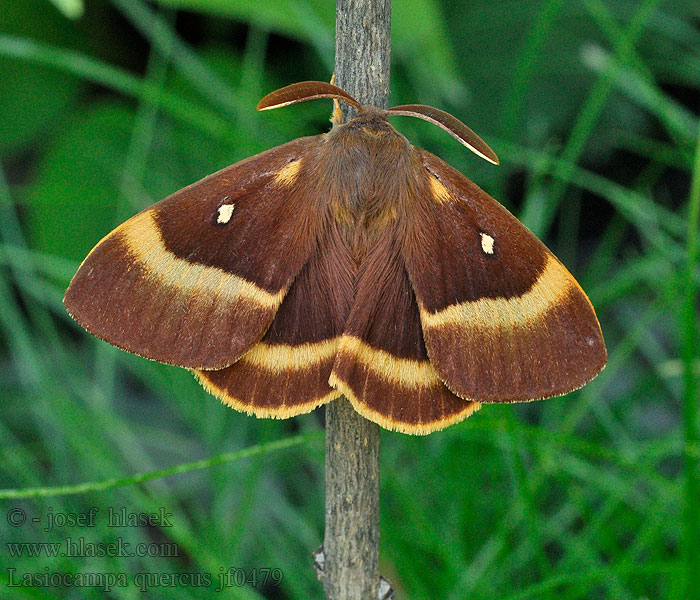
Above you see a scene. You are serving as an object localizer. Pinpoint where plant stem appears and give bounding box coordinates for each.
[324,399,381,599]
[323,2,391,599]
[334,0,391,113]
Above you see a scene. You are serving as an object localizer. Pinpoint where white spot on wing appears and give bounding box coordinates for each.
[217,203,235,224]
[480,232,495,254]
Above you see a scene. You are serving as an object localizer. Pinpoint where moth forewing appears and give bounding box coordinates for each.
[64,137,324,370]
[403,150,606,403]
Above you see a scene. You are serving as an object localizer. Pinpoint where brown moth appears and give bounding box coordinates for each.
[64,81,606,435]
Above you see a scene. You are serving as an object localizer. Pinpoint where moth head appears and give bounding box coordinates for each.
[257,81,499,165]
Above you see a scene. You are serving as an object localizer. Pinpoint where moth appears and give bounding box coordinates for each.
[64,81,606,435]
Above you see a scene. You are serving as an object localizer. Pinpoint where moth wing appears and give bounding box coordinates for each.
[64,136,324,369]
[195,228,353,417]
[329,233,480,435]
[403,149,606,403]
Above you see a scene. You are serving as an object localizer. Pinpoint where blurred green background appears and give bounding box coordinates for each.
[1,0,699,598]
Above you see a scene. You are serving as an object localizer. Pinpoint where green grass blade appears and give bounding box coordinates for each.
[109,0,244,118]
[522,0,662,236]
[682,120,700,599]
[0,432,322,500]
[499,0,566,139]
[0,34,232,143]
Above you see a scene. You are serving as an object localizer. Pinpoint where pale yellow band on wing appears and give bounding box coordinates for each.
[429,176,452,204]
[420,255,574,330]
[333,335,442,388]
[331,376,481,435]
[195,371,340,419]
[273,159,303,186]
[117,210,285,309]
[240,338,339,372]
